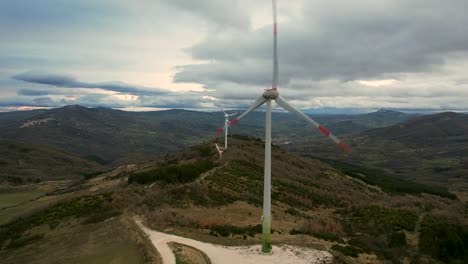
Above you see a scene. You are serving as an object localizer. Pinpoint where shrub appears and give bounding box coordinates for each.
[331,244,362,258]
[191,145,212,157]
[419,217,467,261]
[388,231,407,248]
[209,224,262,237]
[128,159,216,185]
[285,207,300,216]
[352,206,417,232]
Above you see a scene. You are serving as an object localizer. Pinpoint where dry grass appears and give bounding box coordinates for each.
[0,216,160,264]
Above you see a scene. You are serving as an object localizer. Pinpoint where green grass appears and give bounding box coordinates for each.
[70,242,144,264]
[0,193,118,249]
[0,217,155,264]
[0,191,44,208]
[0,191,54,225]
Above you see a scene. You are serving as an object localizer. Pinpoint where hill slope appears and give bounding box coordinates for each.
[0,140,103,183]
[289,112,468,189]
[0,137,465,263]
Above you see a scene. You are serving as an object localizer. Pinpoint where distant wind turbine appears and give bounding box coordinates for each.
[215,0,351,253]
[215,104,238,150]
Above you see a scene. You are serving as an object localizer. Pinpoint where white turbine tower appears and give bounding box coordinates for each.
[215,104,238,150]
[216,0,351,253]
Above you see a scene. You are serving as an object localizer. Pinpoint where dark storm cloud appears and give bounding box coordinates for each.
[175,0,468,87]
[17,89,61,96]
[13,72,168,96]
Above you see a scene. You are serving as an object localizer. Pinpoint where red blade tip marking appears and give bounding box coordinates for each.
[215,128,224,135]
[318,125,331,136]
[229,118,239,126]
[339,141,352,153]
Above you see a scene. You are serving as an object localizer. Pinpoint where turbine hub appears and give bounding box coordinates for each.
[262,88,279,100]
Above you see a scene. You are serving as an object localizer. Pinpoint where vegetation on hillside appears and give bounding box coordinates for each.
[128,159,216,185]
[0,194,119,250]
[1,137,466,264]
[316,157,456,199]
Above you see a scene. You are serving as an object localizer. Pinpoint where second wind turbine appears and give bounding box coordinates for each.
[215,104,237,150]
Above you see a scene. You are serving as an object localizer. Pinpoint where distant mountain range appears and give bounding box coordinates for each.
[0,105,416,162]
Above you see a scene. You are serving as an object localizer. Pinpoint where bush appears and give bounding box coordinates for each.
[331,244,362,258]
[388,231,406,248]
[128,159,216,185]
[209,224,262,237]
[285,207,300,216]
[352,206,417,232]
[191,145,212,157]
[419,217,467,261]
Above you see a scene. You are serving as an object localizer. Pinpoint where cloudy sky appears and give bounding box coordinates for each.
[1,0,467,112]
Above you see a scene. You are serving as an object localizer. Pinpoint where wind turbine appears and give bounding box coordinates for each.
[216,0,351,253]
[215,104,238,150]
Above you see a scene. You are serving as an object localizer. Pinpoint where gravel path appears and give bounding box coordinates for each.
[135,220,333,264]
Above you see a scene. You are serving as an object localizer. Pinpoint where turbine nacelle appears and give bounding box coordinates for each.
[262,88,279,100]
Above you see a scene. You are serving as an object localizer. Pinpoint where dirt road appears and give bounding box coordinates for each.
[135,220,333,264]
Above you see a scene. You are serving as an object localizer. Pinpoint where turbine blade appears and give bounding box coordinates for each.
[275,96,351,153]
[229,96,267,126]
[272,0,278,90]
[215,103,227,115]
[215,126,225,136]
[214,119,227,136]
